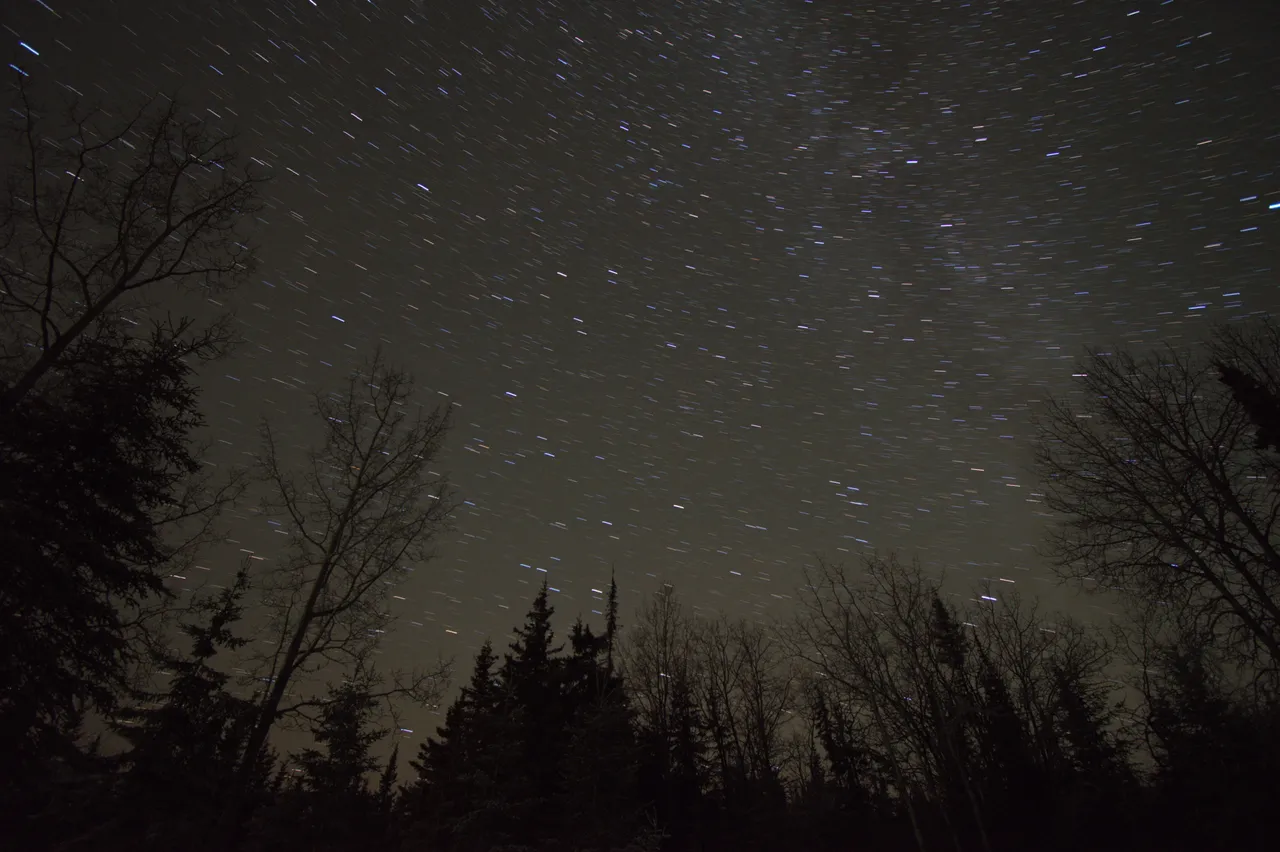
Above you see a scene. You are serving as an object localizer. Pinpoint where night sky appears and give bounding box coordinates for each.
[7,0,1278,731]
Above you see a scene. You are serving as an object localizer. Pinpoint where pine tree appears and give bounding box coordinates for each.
[1144,645,1280,851]
[1052,664,1130,788]
[659,666,708,846]
[805,683,895,852]
[0,329,221,781]
[1218,361,1280,452]
[113,568,261,846]
[499,581,569,846]
[811,684,886,815]
[248,681,383,852]
[560,591,647,852]
[0,85,261,786]
[606,568,620,676]
[375,743,399,817]
[36,568,265,851]
[931,596,968,675]
[408,640,503,797]
[1045,663,1135,851]
[403,640,517,852]
[120,567,255,773]
[927,595,992,852]
[971,650,1043,850]
[295,683,381,798]
[407,585,651,852]
[506,581,561,682]
[561,666,642,850]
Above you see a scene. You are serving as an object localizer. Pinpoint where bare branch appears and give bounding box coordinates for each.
[0,83,266,411]
[1034,323,1280,678]
[236,350,456,786]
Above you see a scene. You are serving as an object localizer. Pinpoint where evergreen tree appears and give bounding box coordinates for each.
[1046,663,1136,851]
[0,85,261,790]
[28,569,270,851]
[295,683,382,798]
[406,583,652,852]
[499,581,569,846]
[811,684,887,816]
[248,681,383,852]
[971,650,1042,850]
[506,581,562,684]
[375,743,399,819]
[606,568,621,676]
[112,567,260,845]
[1145,645,1280,851]
[1218,361,1280,452]
[925,595,994,852]
[803,683,898,852]
[639,663,707,849]
[403,640,519,852]
[0,329,220,783]
[1051,664,1131,789]
[561,619,644,851]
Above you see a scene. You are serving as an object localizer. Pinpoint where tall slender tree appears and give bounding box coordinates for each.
[236,352,454,791]
[606,567,621,676]
[499,582,568,844]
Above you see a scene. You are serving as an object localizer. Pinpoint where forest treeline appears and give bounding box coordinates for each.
[3,88,1280,852]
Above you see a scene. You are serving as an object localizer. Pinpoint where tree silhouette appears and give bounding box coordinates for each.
[246,680,384,852]
[1036,324,1280,679]
[0,84,261,789]
[1213,319,1280,455]
[0,82,263,410]
[498,581,570,846]
[403,640,515,852]
[236,351,454,793]
[623,585,709,847]
[113,565,261,843]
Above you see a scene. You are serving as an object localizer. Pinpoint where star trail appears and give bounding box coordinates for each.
[7,0,1276,738]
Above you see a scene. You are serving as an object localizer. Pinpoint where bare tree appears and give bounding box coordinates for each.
[621,584,700,744]
[794,553,1140,852]
[790,554,940,852]
[777,679,831,804]
[694,617,796,795]
[236,352,455,784]
[1035,324,1280,679]
[0,82,264,411]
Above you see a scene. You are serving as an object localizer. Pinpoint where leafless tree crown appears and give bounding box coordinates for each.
[238,352,455,778]
[1034,324,1280,676]
[0,82,265,409]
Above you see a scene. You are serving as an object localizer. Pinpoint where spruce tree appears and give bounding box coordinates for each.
[1,330,218,780]
[375,743,399,817]
[500,581,568,845]
[403,640,516,852]
[0,85,262,786]
[1218,361,1280,452]
[112,567,260,847]
[295,683,381,798]
[249,682,382,852]
[561,598,645,851]
[606,568,620,676]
